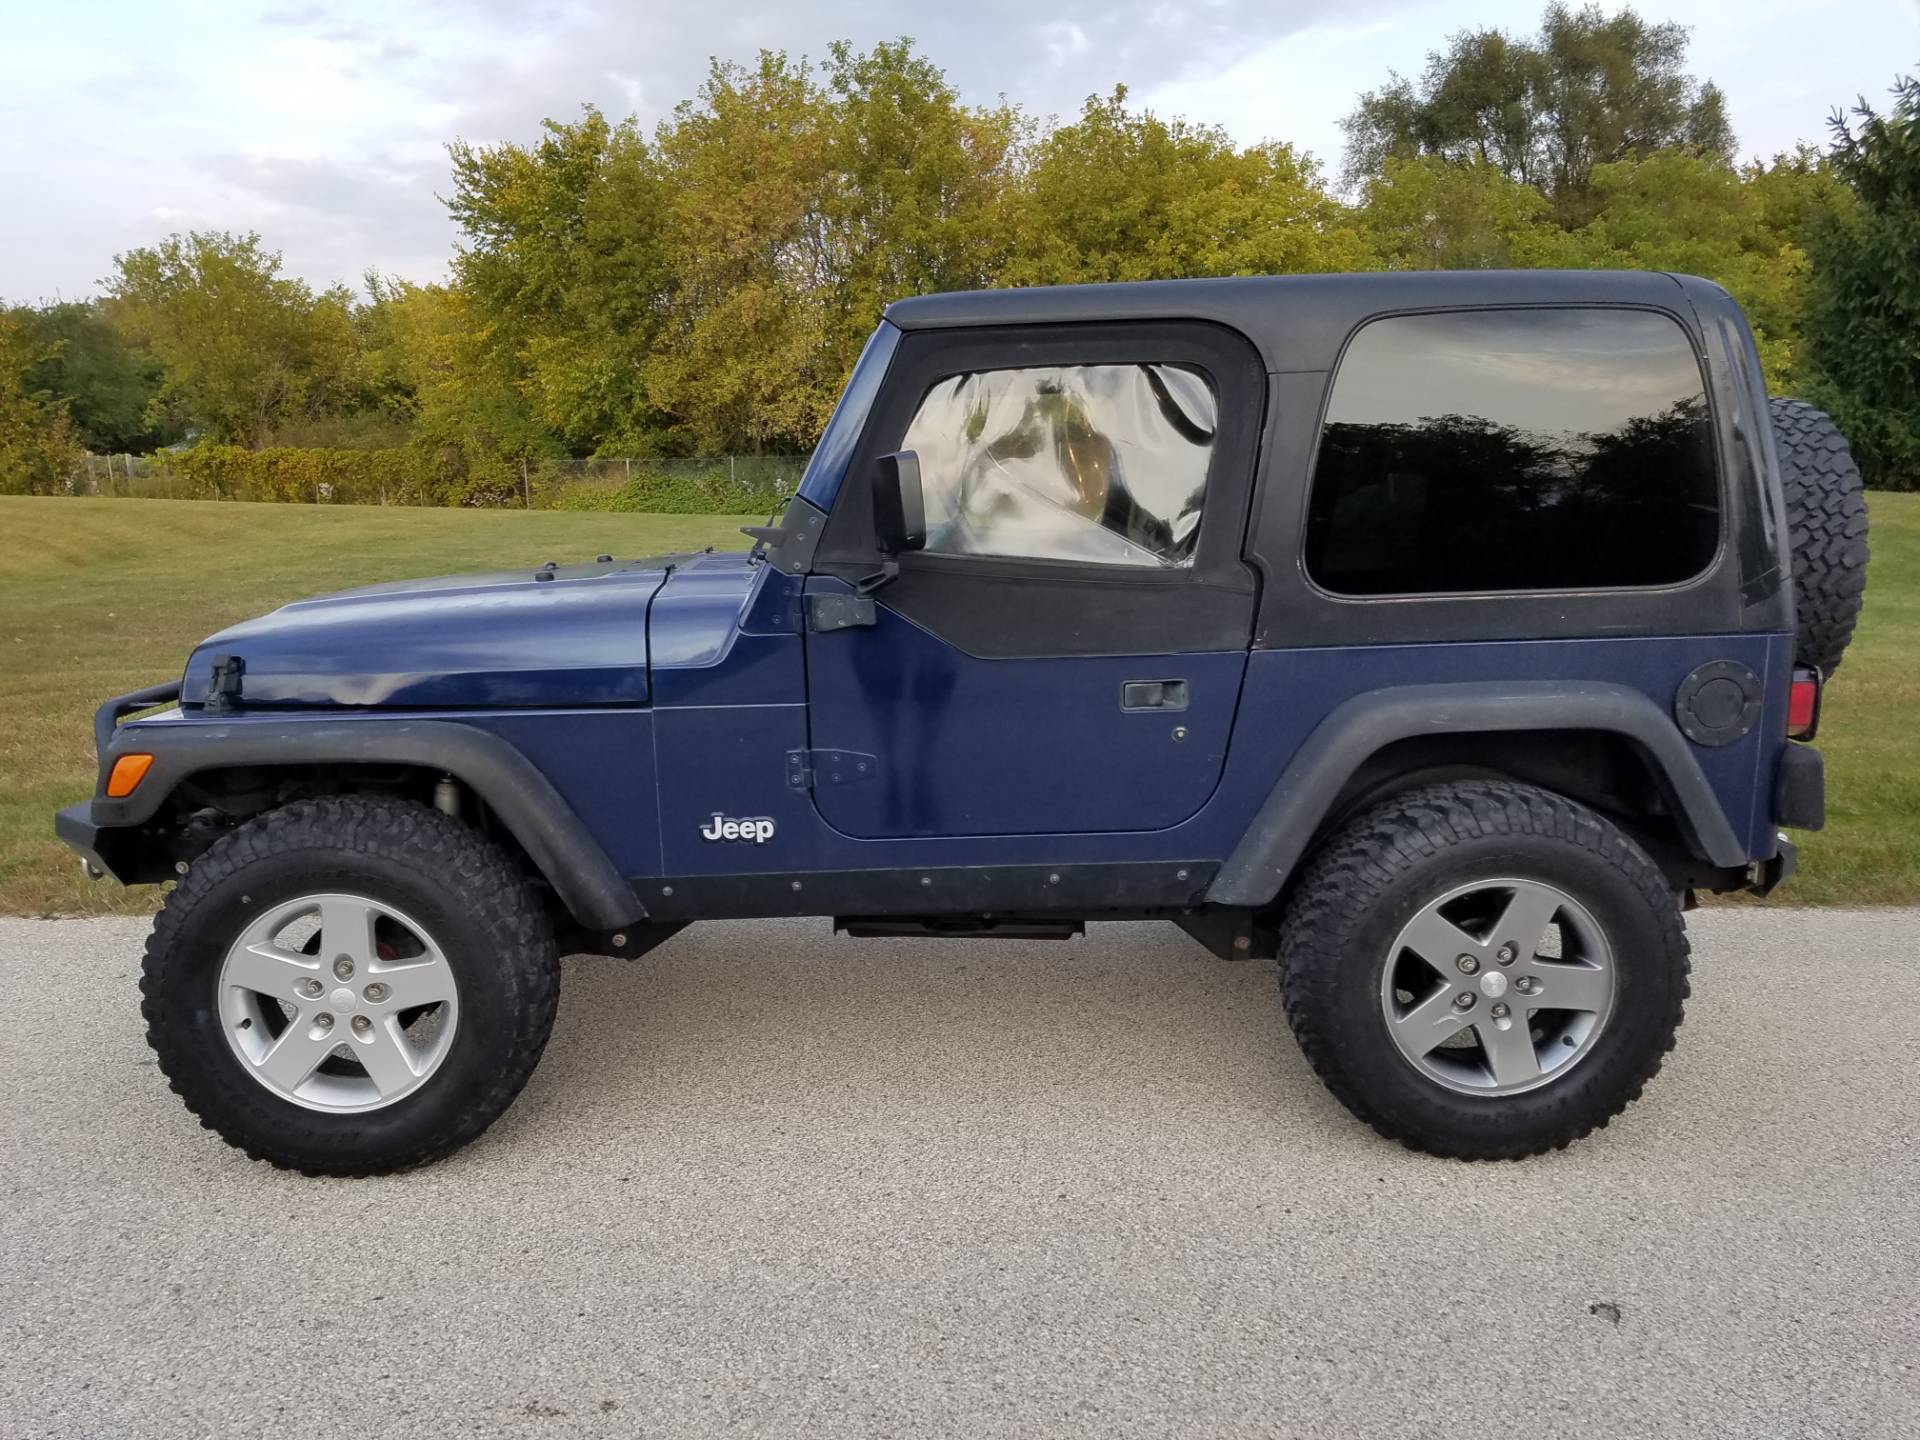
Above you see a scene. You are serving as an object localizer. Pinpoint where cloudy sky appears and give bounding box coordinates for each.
[3,0,1914,303]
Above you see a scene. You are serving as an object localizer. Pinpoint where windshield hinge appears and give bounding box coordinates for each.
[742,496,826,577]
[805,593,876,632]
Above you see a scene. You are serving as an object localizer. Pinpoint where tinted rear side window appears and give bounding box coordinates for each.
[1305,309,1719,596]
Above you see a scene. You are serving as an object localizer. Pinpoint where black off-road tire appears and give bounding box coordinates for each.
[1770,397,1869,677]
[141,796,560,1176]
[1277,781,1690,1160]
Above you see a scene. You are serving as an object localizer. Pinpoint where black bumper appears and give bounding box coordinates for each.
[54,802,114,880]
[1748,834,1798,897]
[1742,743,1821,897]
[1774,743,1825,832]
[54,679,186,886]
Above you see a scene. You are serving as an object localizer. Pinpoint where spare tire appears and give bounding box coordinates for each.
[1769,397,1870,676]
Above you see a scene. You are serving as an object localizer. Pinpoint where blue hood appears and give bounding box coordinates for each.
[182,555,688,709]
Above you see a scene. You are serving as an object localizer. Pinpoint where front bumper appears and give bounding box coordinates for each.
[55,802,114,880]
[55,679,185,885]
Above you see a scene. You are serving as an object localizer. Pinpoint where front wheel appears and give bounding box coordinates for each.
[1277,781,1690,1159]
[141,796,561,1176]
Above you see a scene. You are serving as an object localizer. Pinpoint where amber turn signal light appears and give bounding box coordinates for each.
[106,753,155,798]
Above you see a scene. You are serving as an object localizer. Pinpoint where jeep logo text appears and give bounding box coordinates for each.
[700,814,776,843]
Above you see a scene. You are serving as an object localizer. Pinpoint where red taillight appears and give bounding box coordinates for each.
[1787,667,1822,740]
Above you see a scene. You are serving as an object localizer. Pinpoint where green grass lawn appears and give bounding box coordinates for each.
[1790,488,1920,905]
[1,493,1915,913]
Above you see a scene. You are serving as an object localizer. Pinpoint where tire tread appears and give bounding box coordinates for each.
[140,796,559,1177]
[1769,396,1870,677]
[1278,780,1690,1160]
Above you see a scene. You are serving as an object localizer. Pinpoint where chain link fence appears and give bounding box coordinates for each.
[63,451,810,514]
[528,455,807,513]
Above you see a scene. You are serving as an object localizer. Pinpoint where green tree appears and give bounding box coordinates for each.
[1804,74,1920,491]
[105,231,358,448]
[1344,3,1732,220]
[351,274,542,500]
[1358,155,1553,270]
[637,42,1022,453]
[14,301,175,452]
[448,108,670,455]
[643,53,833,452]
[0,310,80,494]
[814,41,1022,379]
[1535,150,1842,388]
[1008,86,1368,286]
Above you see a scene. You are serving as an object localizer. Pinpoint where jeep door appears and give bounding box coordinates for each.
[801,320,1266,839]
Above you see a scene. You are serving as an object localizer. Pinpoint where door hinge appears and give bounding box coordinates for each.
[787,749,880,788]
[806,593,876,632]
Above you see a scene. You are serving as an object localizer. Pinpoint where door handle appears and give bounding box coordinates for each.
[1121,679,1189,711]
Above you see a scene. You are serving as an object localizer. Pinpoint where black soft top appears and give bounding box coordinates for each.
[885,270,1704,373]
[882,268,1788,645]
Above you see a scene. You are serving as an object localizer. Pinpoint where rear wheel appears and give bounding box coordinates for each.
[1278,781,1689,1159]
[142,796,560,1176]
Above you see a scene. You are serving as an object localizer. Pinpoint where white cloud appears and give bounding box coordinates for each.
[1144,5,1473,175]
[2,0,1914,303]
[1042,23,1092,69]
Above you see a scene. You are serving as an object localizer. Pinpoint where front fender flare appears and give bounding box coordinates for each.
[87,717,644,931]
[1206,681,1747,908]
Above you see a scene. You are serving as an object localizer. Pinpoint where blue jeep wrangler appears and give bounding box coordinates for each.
[57,272,1867,1175]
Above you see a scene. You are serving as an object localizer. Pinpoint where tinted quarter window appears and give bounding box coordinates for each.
[902,363,1216,567]
[1305,309,1719,595]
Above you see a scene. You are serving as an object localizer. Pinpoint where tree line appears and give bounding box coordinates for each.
[3,4,1917,496]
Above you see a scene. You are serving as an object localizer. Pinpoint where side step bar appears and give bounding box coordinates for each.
[835,916,1085,941]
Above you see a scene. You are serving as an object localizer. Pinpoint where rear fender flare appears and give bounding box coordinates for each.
[1207,681,1747,908]
[91,718,643,931]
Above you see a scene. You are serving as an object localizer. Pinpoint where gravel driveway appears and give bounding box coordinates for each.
[2,908,1915,1438]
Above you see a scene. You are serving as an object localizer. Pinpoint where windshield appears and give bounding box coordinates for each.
[794,321,901,509]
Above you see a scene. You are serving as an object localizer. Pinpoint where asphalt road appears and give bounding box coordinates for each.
[1,908,1915,1439]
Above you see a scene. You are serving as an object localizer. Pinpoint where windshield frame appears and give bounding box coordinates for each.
[794,320,902,510]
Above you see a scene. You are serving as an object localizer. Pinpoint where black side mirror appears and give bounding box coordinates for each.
[873,451,926,556]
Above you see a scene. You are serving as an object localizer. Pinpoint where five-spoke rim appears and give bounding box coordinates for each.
[216,893,460,1112]
[1379,877,1616,1096]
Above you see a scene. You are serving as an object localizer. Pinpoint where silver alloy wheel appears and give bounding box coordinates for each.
[1379,877,1616,1096]
[216,893,460,1113]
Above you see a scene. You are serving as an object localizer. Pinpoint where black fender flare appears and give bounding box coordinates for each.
[1206,681,1747,908]
[89,717,644,931]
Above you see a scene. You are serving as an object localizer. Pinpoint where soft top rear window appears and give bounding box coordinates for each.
[1305,308,1720,597]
